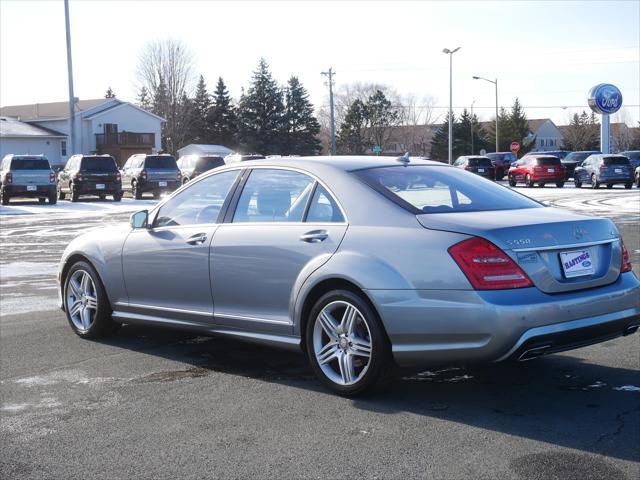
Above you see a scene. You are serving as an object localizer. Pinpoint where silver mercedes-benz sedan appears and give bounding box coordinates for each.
[57,156,640,395]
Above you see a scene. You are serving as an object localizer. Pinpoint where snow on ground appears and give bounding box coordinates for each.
[0,262,58,279]
[0,197,158,218]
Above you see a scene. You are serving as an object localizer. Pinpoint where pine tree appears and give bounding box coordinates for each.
[104,87,116,98]
[337,99,368,154]
[508,98,534,155]
[191,75,212,143]
[208,77,238,148]
[456,109,490,156]
[136,86,152,111]
[237,58,286,154]
[284,76,321,155]
[485,107,511,152]
[429,114,456,161]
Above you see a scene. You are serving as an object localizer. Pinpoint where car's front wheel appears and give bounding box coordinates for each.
[525,174,534,188]
[306,289,393,396]
[508,175,516,187]
[64,261,120,338]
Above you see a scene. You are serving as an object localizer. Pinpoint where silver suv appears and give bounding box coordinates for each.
[120,154,180,199]
[1,154,57,205]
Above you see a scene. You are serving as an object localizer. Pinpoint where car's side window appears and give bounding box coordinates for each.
[154,170,240,228]
[232,169,315,223]
[306,185,345,223]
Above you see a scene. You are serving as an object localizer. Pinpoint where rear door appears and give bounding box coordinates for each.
[121,169,241,323]
[210,168,348,334]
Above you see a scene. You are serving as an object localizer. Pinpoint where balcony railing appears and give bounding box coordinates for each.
[96,132,155,147]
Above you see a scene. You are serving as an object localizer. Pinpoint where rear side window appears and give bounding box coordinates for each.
[81,157,118,172]
[11,158,50,170]
[603,157,630,166]
[145,156,177,169]
[354,165,542,214]
[536,157,560,166]
[306,185,344,223]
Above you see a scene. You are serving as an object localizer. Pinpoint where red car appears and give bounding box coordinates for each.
[507,155,565,188]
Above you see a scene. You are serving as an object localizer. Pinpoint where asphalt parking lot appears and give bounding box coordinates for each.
[1,185,639,480]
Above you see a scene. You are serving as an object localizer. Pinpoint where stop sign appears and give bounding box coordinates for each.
[510,142,520,153]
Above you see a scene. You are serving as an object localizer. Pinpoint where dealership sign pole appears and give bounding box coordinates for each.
[587,84,622,154]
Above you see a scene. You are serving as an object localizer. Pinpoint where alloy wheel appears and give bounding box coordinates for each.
[66,270,98,332]
[313,300,372,386]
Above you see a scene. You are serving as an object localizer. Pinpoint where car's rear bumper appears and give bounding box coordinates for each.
[74,182,122,195]
[596,175,634,184]
[138,179,179,192]
[2,184,55,197]
[367,272,640,367]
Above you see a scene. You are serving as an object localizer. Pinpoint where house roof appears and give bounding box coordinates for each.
[177,144,234,155]
[0,117,66,138]
[527,119,551,132]
[0,99,109,121]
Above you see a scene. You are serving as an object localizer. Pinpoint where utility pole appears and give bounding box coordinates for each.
[470,100,475,155]
[443,47,461,164]
[64,0,75,155]
[321,68,336,155]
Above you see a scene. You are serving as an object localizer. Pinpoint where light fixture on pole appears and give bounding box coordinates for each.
[443,47,461,164]
[473,75,498,153]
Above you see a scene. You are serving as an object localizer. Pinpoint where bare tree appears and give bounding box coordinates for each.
[395,94,438,156]
[136,38,196,154]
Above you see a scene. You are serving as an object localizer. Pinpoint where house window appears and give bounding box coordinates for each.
[61,140,67,156]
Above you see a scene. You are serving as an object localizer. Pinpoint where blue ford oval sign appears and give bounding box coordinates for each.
[588,84,623,115]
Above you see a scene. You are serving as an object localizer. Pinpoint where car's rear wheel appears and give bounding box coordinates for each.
[57,185,65,200]
[306,289,393,396]
[556,182,564,188]
[38,197,46,204]
[591,174,600,189]
[48,192,57,204]
[574,179,582,188]
[132,181,142,200]
[625,183,632,189]
[153,191,161,200]
[64,261,119,338]
[606,184,613,189]
[508,175,516,187]
[525,174,534,188]
[70,184,79,202]
[99,194,106,200]
[113,192,122,202]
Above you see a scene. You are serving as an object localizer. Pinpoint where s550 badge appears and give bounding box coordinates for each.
[506,238,531,247]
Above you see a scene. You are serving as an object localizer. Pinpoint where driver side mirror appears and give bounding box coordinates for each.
[130,210,149,229]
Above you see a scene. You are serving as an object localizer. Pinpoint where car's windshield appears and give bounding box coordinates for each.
[354,165,542,214]
[603,157,630,166]
[468,157,492,167]
[81,157,118,172]
[537,157,560,165]
[11,158,50,170]
[196,156,225,170]
[145,156,177,169]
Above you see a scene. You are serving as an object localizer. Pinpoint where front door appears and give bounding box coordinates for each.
[121,169,240,324]
[211,168,348,334]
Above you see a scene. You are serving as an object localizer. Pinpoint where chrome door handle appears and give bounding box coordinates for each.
[300,230,329,243]
[186,233,207,245]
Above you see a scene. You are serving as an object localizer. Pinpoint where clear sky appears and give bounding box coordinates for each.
[1,0,639,126]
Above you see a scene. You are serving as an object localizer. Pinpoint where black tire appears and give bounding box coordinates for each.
[625,183,632,190]
[495,168,504,181]
[305,289,394,396]
[70,184,79,202]
[538,183,545,188]
[182,177,189,185]
[0,188,8,205]
[58,187,65,200]
[99,194,106,200]
[575,180,582,188]
[113,192,122,202]
[591,174,600,189]
[508,175,516,187]
[63,260,120,339]
[606,184,613,189]
[132,181,142,200]
[48,193,57,205]
[38,197,46,204]
[556,182,564,188]
[525,174,534,188]
[153,191,161,200]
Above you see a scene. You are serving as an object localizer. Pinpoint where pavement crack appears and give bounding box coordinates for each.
[597,406,640,443]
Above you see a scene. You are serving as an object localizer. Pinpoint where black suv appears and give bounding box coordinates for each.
[57,154,122,202]
[121,154,180,199]
[177,154,225,184]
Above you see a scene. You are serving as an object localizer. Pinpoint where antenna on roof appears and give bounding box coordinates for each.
[397,152,410,164]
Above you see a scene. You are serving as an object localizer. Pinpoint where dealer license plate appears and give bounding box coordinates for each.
[159,181,167,187]
[547,168,555,173]
[614,168,622,173]
[478,168,485,172]
[96,184,105,190]
[27,185,37,191]
[560,249,594,278]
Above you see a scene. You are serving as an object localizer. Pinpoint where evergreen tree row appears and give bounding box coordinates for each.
[134,58,321,156]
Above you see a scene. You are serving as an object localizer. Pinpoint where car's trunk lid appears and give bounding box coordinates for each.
[417,207,623,293]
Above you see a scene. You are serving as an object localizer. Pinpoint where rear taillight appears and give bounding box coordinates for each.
[140,169,147,180]
[176,171,182,181]
[448,237,534,290]
[621,239,632,273]
[74,172,84,182]
[49,172,56,183]
[115,172,121,182]
[4,172,12,184]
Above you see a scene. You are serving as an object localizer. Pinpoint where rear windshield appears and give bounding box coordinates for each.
[11,158,50,170]
[81,156,117,172]
[468,157,492,167]
[622,151,640,161]
[354,165,542,214]
[565,152,598,162]
[603,157,630,166]
[196,156,225,170]
[536,157,560,166]
[145,156,177,169]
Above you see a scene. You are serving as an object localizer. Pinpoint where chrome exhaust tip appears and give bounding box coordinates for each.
[623,324,639,336]
[518,345,551,361]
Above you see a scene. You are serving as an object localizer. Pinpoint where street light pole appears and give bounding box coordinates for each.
[473,75,499,152]
[321,68,336,155]
[64,0,75,155]
[470,100,475,155]
[443,47,461,164]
